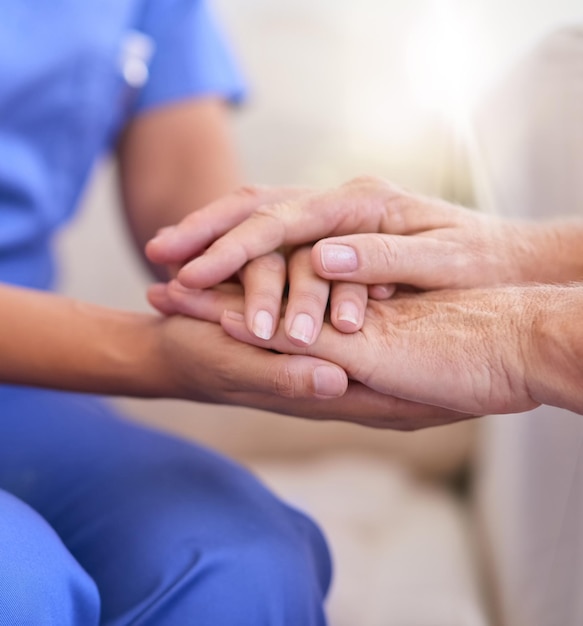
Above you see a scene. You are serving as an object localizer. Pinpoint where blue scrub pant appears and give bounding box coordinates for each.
[0,387,331,625]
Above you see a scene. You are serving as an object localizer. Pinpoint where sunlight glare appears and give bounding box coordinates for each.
[406,1,492,127]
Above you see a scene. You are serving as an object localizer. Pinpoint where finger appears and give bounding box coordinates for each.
[147,283,180,315]
[146,186,307,265]
[368,284,397,300]
[172,177,462,288]
[239,252,286,340]
[213,315,348,400]
[312,234,467,290]
[233,350,349,400]
[284,247,330,346]
[329,281,367,333]
[176,182,393,290]
[222,310,352,371]
[164,281,244,322]
[221,311,476,428]
[241,376,474,429]
[322,382,477,430]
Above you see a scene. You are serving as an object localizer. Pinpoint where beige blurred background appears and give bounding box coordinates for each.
[55,1,583,624]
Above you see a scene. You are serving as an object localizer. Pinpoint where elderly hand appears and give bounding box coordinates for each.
[146,176,583,345]
[217,285,547,417]
[149,284,474,429]
[148,176,576,289]
[147,182,395,344]
[151,280,583,421]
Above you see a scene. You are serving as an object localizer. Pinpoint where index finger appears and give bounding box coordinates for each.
[176,181,391,289]
[146,185,308,265]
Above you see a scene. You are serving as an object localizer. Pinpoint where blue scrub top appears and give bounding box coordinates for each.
[0,0,245,290]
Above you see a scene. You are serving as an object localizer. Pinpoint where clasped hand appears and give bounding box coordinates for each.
[146,176,563,426]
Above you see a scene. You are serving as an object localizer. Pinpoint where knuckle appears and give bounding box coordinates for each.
[254,201,288,220]
[291,289,328,309]
[375,235,398,269]
[246,288,282,311]
[246,204,287,247]
[272,366,305,399]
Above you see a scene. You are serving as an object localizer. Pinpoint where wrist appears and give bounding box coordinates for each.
[131,314,195,401]
[0,284,181,398]
[512,221,583,284]
[69,302,174,399]
[108,311,173,399]
[525,284,583,414]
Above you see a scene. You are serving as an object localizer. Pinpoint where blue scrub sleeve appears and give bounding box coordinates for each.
[133,0,246,113]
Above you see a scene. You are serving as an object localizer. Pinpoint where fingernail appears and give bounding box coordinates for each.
[337,301,360,326]
[320,244,358,273]
[313,366,346,398]
[252,310,274,340]
[289,313,315,345]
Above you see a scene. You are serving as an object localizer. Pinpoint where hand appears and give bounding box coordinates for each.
[241,245,373,343]
[150,310,471,429]
[151,245,381,345]
[147,176,554,293]
[184,284,547,418]
[147,184,393,343]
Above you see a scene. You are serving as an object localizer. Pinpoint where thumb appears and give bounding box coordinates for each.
[312,234,466,290]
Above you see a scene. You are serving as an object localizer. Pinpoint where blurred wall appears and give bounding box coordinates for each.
[55,0,582,477]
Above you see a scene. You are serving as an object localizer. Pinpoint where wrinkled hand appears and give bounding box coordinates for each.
[147,177,557,348]
[147,176,550,292]
[146,180,405,342]
[159,283,546,418]
[152,310,472,430]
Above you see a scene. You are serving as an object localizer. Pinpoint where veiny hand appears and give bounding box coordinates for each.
[147,176,555,292]
[150,309,472,429]
[146,181,402,342]
[147,176,565,349]
[168,283,550,419]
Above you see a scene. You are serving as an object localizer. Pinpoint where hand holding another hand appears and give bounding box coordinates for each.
[151,299,474,430]
[157,282,545,418]
[147,176,565,346]
[146,176,583,424]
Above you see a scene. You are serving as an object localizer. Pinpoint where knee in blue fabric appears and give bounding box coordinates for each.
[88,430,332,626]
[114,503,332,626]
[0,490,100,626]
[0,391,331,626]
[195,504,333,626]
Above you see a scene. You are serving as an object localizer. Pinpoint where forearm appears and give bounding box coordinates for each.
[526,283,583,414]
[516,220,583,284]
[117,99,241,278]
[0,284,167,397]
